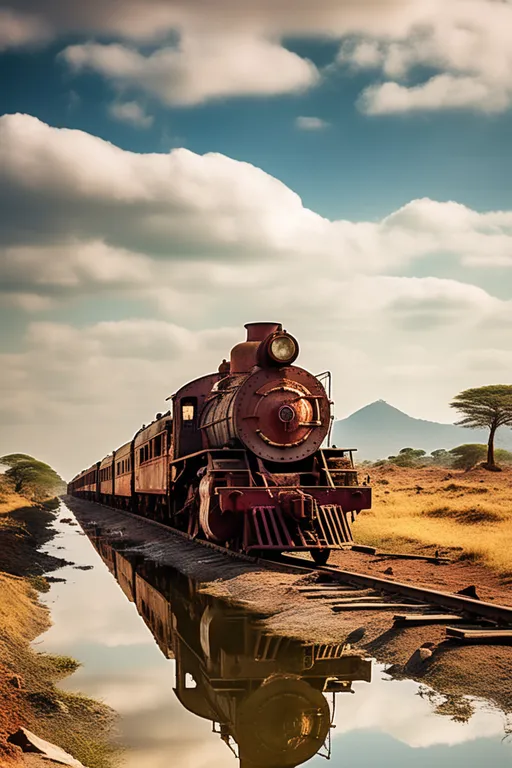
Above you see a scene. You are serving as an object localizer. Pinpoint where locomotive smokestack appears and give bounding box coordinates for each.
[230,322,282,373]
[244,321,282,342]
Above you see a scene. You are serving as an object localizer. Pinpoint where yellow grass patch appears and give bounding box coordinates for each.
[353,465,512,574]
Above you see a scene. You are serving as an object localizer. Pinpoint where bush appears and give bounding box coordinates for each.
[449,444,486,470]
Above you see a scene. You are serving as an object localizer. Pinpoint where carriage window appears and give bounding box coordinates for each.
[139,447,144,464]
[153,434,163,457]
[144,444,149,462]
[181,400,196,421]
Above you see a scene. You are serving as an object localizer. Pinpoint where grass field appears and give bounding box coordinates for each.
[353,464,512,575]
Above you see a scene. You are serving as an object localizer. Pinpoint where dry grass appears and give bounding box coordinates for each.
[353,465,512,575]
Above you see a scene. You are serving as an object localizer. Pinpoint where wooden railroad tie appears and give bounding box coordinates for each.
[394,613,467,626]
[297,584,361,592]
[332,602,423,612]
[374,552,451,564]
[300,588,376,600]
[446,627,512,644]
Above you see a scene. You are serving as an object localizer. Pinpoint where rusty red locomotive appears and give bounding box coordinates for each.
[68,322,371,564]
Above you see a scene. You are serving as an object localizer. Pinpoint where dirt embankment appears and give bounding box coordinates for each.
[0,489,116,768]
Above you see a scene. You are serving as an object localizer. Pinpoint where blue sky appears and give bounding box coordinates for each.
[1,0,511,476]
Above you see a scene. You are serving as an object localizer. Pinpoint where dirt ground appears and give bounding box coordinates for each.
[0,490,116,768]
[68,496,512,725]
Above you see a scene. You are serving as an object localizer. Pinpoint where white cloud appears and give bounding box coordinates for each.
[339,1,512,113]
[108,101,153,128]
[295,116,330,130]
[0,8,50,49]
[0,1,422,48]
[2,1,512,111]
[61,38,319,105]
[359,74,511,115]
[334,673,506,748]
[2,115,512,307]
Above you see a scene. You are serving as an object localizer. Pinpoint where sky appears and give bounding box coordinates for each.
[1,0,511,479]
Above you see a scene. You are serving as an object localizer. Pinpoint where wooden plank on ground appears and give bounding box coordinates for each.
[446,627,512,643]
[375,552,451,564]
[351,545,377,554]
[297,585,359,592]
[332,603,422,612]
[394,613,465,626]
[301,589,376,600]
[329,596,396,604]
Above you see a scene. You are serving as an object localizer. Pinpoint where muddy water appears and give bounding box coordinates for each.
[37,501,511,768]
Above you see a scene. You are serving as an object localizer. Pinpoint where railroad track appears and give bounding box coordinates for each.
[66,497,512,643]
[260,554,512,641]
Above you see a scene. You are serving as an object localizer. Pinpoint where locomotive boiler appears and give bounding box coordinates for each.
[69,322,371,564]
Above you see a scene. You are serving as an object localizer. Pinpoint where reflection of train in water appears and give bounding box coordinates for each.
[89,532,372,768]
[69,322,372,565]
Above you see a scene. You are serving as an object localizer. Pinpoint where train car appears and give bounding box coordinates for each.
[135,572,173,657]
[134,411,172,520]
[69,321,372,564]
[115,551,136,602]
[99,454,114,506]
[113,441,132,511]
[73,462,99,502]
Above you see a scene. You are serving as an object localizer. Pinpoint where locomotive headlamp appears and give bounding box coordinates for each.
[269,334,298,364]
[256,330,299,368]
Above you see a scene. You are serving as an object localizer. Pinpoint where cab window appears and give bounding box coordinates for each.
[181,399,196,422]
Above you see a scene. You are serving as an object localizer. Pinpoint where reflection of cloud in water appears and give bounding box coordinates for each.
[69,668,175,715]
[70,668,231,768]
[40,521,154,652]
[333,675,506,749]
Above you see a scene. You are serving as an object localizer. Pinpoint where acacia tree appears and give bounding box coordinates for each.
[0,454,65,498]
[450,385,512,470]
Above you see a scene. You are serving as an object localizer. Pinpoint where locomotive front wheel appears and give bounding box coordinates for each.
[311,548,330,566]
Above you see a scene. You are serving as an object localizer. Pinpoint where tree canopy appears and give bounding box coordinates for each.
[450,385,512,469]
[0,454,65,500]
[387,447,427,467]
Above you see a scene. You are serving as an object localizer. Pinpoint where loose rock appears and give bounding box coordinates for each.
[8,727,87,767]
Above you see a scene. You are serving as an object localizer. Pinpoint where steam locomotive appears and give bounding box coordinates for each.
[68,322,371,564]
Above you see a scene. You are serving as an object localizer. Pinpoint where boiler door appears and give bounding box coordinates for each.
[235,368,330,462]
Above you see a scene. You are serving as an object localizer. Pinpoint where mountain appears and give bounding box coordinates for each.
[332,400,512,460]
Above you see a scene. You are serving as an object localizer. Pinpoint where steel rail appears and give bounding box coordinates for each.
[66,496,512,627]
[267,554,512,626]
